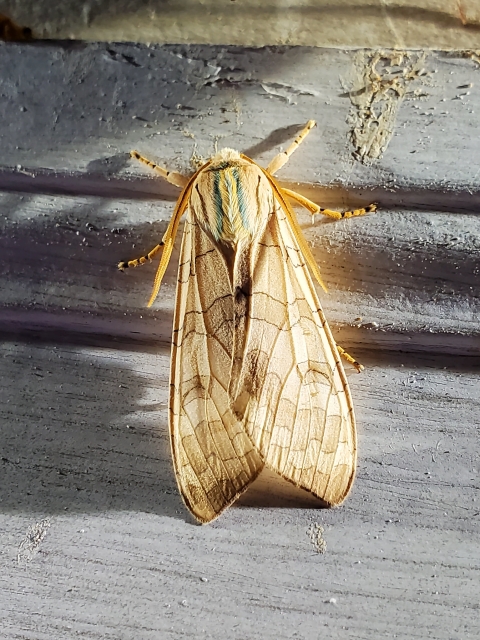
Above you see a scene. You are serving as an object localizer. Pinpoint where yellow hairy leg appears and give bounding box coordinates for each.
[118,152,190,269]
[336,345,364,373]
[118,152,189,271]
[264,119,375,220]
[130,150,189,188]
[120,153,213,307]
[118,243,163,271]
[282,188,377,223]
[275,184,376,373]
[267,120,316,175]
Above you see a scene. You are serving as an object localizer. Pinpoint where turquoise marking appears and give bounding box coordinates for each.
[211,165,250,242]
[232,168,250,231]
[212,170,224,241]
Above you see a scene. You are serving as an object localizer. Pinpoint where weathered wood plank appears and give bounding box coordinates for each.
[1,191,478,354]
[1,43,479,351]
[1,44,480,185]
[0,42,479,639]
[1,345,478,639]
[1,0,480,49]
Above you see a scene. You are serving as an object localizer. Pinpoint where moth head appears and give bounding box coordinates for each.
[210,148,241,167]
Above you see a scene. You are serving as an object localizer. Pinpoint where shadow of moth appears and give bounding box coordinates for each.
[119,120,375,523]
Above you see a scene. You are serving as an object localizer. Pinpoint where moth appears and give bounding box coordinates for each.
[119,121,375,523]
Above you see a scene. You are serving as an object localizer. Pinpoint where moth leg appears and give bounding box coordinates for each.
[118,243,163,271]
[336,345,364,373]
[120,152,186,270]
[130,150,189,188]
[283,188,377,224]
[315,203,377,221]
[267,120,316,175]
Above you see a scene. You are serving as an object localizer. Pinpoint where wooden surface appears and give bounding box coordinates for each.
[1,0,480,48]
[0,42,479,639]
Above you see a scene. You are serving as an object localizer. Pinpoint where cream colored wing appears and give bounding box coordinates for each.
[233,203,357,506]
[169,212,264,523]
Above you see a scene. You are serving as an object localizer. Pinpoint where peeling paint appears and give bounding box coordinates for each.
[348,51,428,164]
[261,82,318,104]
[460,50,480,66]
[17,518,51,563]
[307,522,327,554]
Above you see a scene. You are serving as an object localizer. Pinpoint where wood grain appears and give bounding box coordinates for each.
[0,42,479,639]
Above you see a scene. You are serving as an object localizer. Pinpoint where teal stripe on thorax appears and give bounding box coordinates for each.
[232,167,250,231]
[210,165,251,242]
[212,169,224,241]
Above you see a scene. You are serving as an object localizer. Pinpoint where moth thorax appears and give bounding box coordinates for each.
[192,153,269,249]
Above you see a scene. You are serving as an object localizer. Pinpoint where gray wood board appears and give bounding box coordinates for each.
[0,42,479,639]
[1,346,479,639]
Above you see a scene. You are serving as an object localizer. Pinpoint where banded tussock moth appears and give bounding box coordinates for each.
[119,121,375,523]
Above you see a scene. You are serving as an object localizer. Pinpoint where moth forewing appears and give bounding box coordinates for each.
[234,188,356,507]
[122,122,368,523]
[170,191,264,523]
